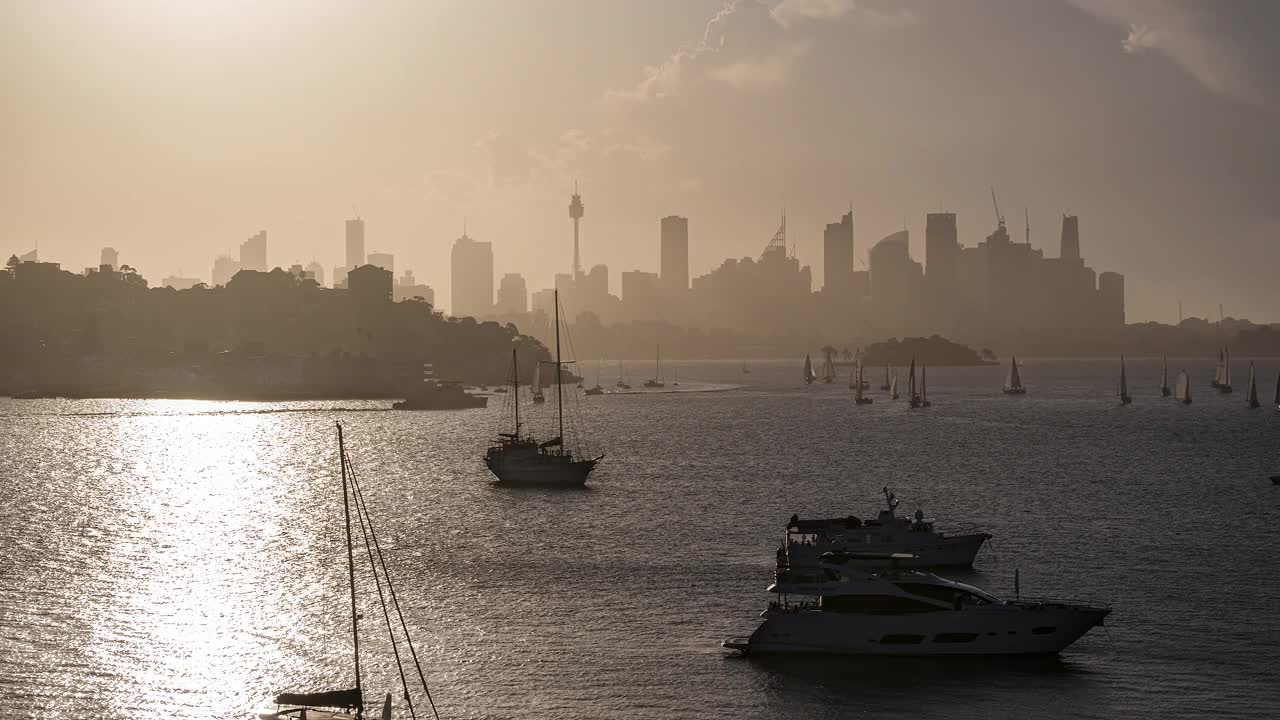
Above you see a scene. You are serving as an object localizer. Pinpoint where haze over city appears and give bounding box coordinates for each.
[6,0,1278,323]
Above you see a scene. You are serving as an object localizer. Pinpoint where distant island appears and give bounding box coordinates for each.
[859,336,996,367]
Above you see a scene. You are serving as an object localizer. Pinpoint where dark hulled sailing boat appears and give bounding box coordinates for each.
[1211,348,1224,389]
[920,364,932,407]
[880,363,891,392]
[1275,370,1280,410]
[803,354,816,385]
[485,290,602,487]
[908,357,924,408]
[1003,355,1027,394]
[1160,355,1172,397]
[1119,354,1132,405]
[1246,362,1260,409]
[260,424,439,720]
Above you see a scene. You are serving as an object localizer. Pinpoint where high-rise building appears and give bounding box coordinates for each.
[925,212,959,290]
[394,269,435,305]
[345,217,365,270]
[822,211,853,293]
[367,252,394,273]
[100,247,119,271]
[621,270,660,309]
[496,273,528,314]
[212,255,241,286]
[569,183,585,280]
[660,215,689,297]
[869,230,923,313]
[334,266,349,289]
[450,232,493,317]
[1060,215,1081,261]
[305,261,325,287]
[530,288,556,317]
[240,230,267,272]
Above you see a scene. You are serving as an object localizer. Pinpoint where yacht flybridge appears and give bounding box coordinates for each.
[724,552,1109,656]
[777,488,990,580]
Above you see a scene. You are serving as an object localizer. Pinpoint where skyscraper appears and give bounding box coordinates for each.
[496,273,528,314]
[239,230,267,272]
[822,211,853,293]
[925,212,959,290]
[1060,215,1081,261]
[450,232,493,317]
[660,215,689,297]
[569,183,585,280]
[212,255,241,286]
[345,217,365,269]
[305,261,325,287]
[366,252,394,273]
[99,247,119,271]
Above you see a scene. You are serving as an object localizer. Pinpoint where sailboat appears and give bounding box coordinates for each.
[822,349,836,384]
[803,354,816,385]
[1246,362,1260,409]
[585,360,604,395]
[853,360,873,405]
[1160,355,1172,397]
[644,345,665,388]
[616,360,630,390]
[260,423,437,720]
[742,360,751,375]
[531,361,546,404]
[919,364,932,407]
[890,371,899,400]
[1219,347,1233,393]
[880,364,891,391]
[908,357,923,408]
[1211,348,1224,388]
[1175,369,1192,405]
[1118,354,1132,405]
[1274,370,1280,409]
[485,290,602,487]
[1003,355,1027,394]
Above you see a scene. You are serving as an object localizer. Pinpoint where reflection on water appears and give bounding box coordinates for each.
[2,359,1279,719]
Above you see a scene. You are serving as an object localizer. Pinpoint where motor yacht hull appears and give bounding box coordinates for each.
[735,603,1108,656]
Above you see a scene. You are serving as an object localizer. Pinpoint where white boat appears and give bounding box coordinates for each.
[258,424,434,719]
[803,354,816,385]
[1175,369,1192,405]
[1246,362,1260,409]
[484,291,603,487]
[889,372,899,400]
[1118,354,1132,405]
[725,553,1110,656]
[1160,355,1171,397]
[1211,348,1224,388]
[1219,347,1233,393]
[776,489,990,579]
[1003,355,1026,394]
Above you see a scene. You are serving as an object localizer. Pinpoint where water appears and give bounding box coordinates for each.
[2,358,1278,719]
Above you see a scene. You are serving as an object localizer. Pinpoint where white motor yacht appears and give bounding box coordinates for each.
[777,488,990,580]
[725,552,1109,656]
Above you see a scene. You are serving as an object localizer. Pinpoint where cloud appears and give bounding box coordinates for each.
[427,173,477,206]
[475,130,539,189]
[712,42,810,91]
[1122,23,1159,54]
[1070,0,1278,111]
[771,0,916,29]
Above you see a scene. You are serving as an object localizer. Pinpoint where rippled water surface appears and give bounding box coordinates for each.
[2,358,1278,719]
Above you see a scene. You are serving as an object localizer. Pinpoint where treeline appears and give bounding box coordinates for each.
[0,263,548,399]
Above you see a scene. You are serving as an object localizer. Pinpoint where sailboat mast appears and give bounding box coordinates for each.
[512,348,520,436]
[336,424,363,704]
[555,290,564,446]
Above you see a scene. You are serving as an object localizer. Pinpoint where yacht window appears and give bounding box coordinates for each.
[1031,626,1057,635]
[880,634,925,644]
[820,595,941,614]
[895,583,990,607]
[933,633,979,643]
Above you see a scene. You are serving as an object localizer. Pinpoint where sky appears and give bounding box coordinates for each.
[3,0,1278,323]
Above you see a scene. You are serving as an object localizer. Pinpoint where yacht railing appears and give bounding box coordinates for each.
[1009,596,1111,610]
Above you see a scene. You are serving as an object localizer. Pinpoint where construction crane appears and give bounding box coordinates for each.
[989,186,1005,228]
[1024,207,1031,245]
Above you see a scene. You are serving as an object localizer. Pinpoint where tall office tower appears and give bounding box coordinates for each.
[366,252,394,273]
[496,273,529,314]
[239,230,267,272]
[925,212,960,289]
[450,231,494,317]
[212,255,241,286]
[305,261,325,287]
[1060,215,1081,261]
[822,211,854,293]
[660,215,689,297]
[100,247,119,271]
[345,217,366,269]
[569,183,585,280]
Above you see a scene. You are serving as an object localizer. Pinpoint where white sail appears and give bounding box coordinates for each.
[804,354,814,384]
[1006,355,1023,390]
[1175,370,1190,402]
[890,373,898,398]
[921,365,928,403]
[854,362,864,402]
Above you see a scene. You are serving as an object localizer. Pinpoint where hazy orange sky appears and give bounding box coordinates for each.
[4,0,1278,322]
